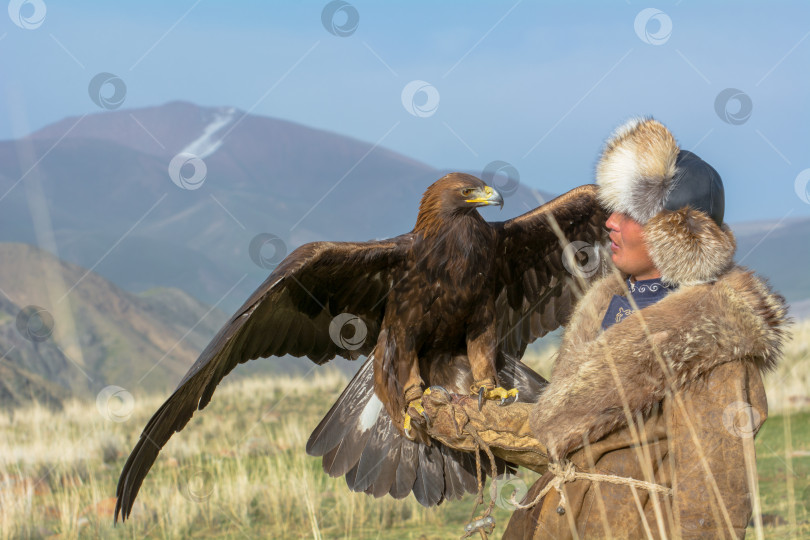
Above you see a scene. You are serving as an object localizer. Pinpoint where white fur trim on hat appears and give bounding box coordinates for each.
[596,117,679,224]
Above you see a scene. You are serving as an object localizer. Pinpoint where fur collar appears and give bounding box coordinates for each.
[643,207,736,286]
[529,266,789,459]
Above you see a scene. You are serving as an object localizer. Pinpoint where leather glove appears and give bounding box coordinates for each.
[421,387,549,473]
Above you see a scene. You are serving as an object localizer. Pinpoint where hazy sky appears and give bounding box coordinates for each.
[2,0,808,223]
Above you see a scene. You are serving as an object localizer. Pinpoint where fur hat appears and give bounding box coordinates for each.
[596,117,736,286]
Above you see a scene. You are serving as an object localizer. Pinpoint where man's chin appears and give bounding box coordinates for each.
[610,254,632,276]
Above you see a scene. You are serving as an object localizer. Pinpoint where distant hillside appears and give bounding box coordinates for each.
[730,217,810,307]
[0,243,229,409]
[0,350,71,411]
[0,101,555,314]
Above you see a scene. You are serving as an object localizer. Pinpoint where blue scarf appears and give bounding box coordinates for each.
[600,277,676,331]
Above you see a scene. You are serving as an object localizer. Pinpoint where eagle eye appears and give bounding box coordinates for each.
[462,188,474,197]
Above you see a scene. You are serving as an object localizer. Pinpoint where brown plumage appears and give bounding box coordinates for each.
[115,173,609,520]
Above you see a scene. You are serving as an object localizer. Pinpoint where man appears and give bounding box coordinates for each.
[423,117,789,539]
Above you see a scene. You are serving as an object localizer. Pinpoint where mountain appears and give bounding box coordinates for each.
[2,101,807,312]
[0,242,229,408]
[0,101,555,316]
[0,292,73,410]
[730,217,810,307]
[0,103,807,407]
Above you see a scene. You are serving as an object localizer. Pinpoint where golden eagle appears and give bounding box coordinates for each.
[115,173,607,519]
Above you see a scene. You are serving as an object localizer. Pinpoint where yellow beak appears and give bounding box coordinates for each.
[465,185,504,207]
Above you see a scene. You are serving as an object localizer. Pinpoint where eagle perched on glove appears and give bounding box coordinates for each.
[115,172,609,520]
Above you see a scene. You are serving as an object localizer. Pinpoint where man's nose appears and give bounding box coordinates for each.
[606,212,621,231]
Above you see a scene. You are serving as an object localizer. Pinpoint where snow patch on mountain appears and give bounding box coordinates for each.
[178,107,237,158]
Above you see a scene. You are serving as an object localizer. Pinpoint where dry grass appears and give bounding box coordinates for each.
[1,319,808,539]
[0,370,522,539]
[763,317,810,412]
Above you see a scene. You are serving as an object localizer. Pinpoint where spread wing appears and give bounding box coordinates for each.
[493,184,610,357]
[115,236,410,522]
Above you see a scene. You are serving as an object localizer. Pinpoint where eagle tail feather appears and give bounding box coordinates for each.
[307,355,513,507]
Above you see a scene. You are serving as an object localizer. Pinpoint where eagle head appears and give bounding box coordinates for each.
[414,173,504,236]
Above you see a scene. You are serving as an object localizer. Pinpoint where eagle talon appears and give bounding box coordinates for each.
[403,414,415,440]
[499,389,519,406]
[426,385,452,401]
[417,390,433,425]
[474,386,519,408]
[404,395,430,435]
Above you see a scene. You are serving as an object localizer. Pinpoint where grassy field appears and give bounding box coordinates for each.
[2,319,808,539]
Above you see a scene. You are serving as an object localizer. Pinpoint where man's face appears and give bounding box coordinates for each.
[605,212,660,280]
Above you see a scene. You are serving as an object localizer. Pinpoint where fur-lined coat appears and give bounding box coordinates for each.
[503,208,788,539]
